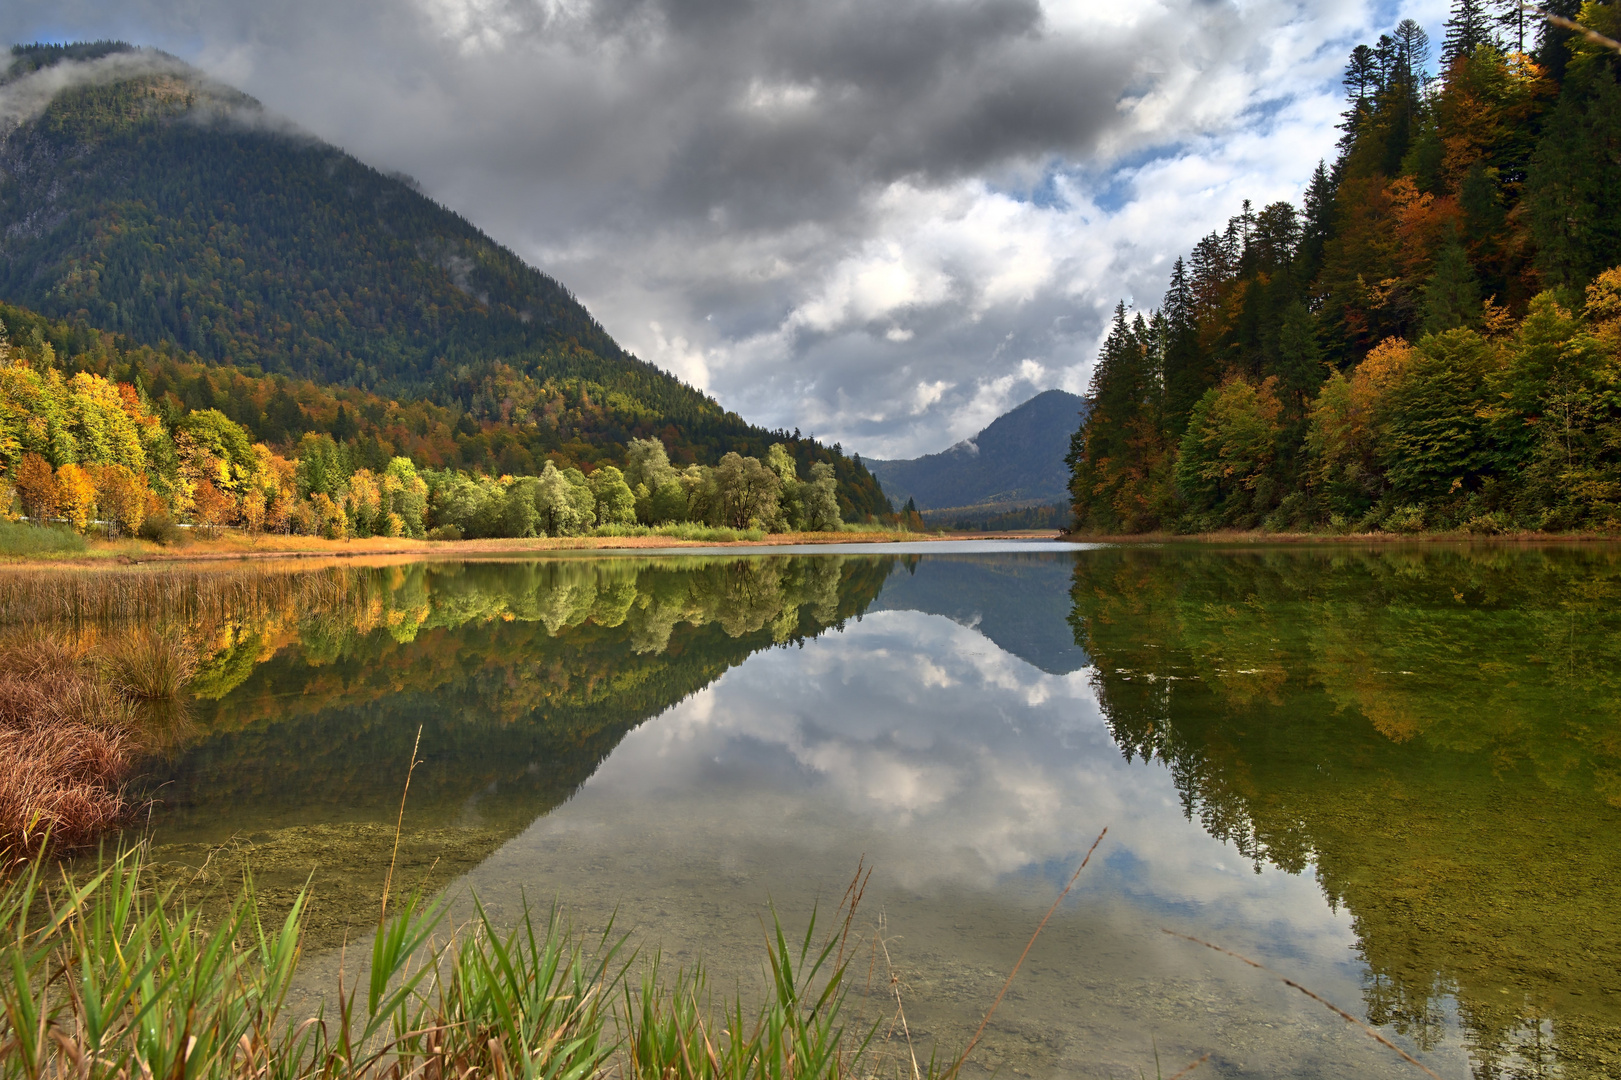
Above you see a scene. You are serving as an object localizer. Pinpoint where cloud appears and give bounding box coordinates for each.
[0,0,1448,456]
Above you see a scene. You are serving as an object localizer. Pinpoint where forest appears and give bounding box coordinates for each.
[1068,0,1621,535]
[0,44,892,525]
[0,305,849,539]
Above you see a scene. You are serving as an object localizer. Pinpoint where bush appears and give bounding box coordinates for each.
[427,524,464,542]
[137,513,188,546]
[1385,504,1427,533]
[0,520,88,556]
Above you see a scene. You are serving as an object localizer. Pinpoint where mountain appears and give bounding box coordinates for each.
[872,553,1088,674]
[0,43,888,515]
[865,389,1086,511]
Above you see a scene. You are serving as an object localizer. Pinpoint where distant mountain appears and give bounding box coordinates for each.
[0,43,887,515]
[866,389,1086,511]
[872,554,1088,674]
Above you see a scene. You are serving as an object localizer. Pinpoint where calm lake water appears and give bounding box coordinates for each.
[115,542,1621,1080]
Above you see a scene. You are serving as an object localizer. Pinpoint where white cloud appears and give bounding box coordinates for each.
[0,0,1453,457]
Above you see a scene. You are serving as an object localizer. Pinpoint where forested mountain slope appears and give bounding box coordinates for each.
[1068,3,1621,535]
[0,42,888,517]
[867,389,1085,510]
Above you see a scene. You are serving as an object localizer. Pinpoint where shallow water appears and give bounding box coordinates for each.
[111,543,1621,1079]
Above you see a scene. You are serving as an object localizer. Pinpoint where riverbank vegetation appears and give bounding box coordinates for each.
[0,849,895,1080]
[0,635,160,859]
[1069,5,1621,536]
[0,303,883,549]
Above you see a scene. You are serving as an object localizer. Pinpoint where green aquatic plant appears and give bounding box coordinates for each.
[0,849,887,1080]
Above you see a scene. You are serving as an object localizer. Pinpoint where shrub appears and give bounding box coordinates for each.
[427,523,464,541]
[138,512,188,546]
[0,520,88,556]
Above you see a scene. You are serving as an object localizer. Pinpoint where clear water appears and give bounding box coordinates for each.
[115,543,1621,1079]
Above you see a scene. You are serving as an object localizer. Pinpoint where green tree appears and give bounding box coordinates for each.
[1377,328,1500,500]
[1175,377,1285,518]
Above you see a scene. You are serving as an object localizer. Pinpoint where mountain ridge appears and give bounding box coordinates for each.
[0,42,888,515]
[866,389,1086,511]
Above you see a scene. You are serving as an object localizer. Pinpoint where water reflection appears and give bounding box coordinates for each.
[1068,544,1621,1079]
[90,544,1621,1079]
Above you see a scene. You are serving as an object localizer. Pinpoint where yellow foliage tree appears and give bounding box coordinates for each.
[55,463,96,533]
[90,463,149,537]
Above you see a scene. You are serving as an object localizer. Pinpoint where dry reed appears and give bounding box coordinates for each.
[103,629,198,699]
[0,631,175,859]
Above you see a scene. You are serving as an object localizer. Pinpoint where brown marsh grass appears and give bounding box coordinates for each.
[103,630,198,699]
[0,635,141,859]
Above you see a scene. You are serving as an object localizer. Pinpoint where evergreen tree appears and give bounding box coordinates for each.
[1299,161,1337,281]
[1524,49,1621,293]
[1443,0,1498,64]
[1274,301,1327,415]
[1421,232,1482,335]
[1162,259,1206,434]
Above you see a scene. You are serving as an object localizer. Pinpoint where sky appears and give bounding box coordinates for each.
[2,0,1446,459]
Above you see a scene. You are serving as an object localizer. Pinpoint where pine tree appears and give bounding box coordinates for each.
[1443,0,1497,65]
[1421,232,1482,334]
[1299,161,1337,280]
[1162,259,1206,436]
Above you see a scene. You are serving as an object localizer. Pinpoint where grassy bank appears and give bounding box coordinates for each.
[0,850,919,1080]
[0,522,993,567]
[0,633,196,859]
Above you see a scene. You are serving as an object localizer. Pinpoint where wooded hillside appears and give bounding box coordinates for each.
[1068,2,1621,535]
[0,44,890,522]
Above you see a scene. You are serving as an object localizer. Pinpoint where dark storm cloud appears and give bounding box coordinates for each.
[0,0,1406,456]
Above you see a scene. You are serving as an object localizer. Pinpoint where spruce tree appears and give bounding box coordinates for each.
[1162,259,1205,436]
[1443,0,1497,64]
[1274,301,1326,415]
[1300,161,1337,280]
[1421,232,1482,334]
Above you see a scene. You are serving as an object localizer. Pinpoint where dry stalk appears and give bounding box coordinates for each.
[380,724,425,928]
[1162,930,1442,1080]
[1525,4,1621,52]
[379,723,424,927]
[943,825,1108,1080]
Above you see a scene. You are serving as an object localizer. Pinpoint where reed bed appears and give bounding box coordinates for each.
[0,565,371,631]
[0,849,888,1080]
[0,638,138,859]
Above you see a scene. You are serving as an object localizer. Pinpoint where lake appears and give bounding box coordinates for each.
[96,542,1621,1080]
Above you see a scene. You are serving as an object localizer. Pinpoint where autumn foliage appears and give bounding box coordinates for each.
[1070,8,1621,534]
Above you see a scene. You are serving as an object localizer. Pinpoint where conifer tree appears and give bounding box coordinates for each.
[1421,232,1482,335]
[1299,161,1337,280]
[1162,259,1205,434]
[1443,0,1497,64]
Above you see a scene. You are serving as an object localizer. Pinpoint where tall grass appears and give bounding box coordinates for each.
[0,566,353,629]
[0,637,138,859]
[102,631,197,700]
[0,629,206,859]
[0,849,885,1080]
[0,522,87,558]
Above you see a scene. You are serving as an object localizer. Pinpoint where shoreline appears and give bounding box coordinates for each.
[0,528,1064,571]
[1057,528,1621,545]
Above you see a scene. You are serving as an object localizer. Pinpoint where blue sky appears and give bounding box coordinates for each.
[2,0,1447,457]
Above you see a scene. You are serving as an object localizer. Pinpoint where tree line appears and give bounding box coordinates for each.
[0,312,847,540]
[1068,1,1621,534]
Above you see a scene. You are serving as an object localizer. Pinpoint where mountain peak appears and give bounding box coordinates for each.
[866,389,1086,511]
